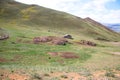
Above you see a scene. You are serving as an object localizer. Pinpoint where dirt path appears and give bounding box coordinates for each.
[109,42,120,46]
[110,52,120,55]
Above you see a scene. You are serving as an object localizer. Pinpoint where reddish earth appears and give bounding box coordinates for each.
[0,57,7,62]
[0,69,120,80]
[0,69,30,80]
[0,55,22,63]
[47,52,79,59]
[8,73,29,80]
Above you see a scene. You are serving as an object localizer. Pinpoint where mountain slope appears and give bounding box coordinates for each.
[0,0,120,41]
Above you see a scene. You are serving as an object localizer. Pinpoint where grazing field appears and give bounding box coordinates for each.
[0,24,120,80]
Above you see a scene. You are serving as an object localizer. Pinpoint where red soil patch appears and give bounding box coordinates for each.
[50,72,86,80]
[47,52,79,59]
[0,55,22,63]
[9,73,29,80]
[13,55,22,61]
[60,52,79,59]
[0,69,29,80]
[0,57,7,62]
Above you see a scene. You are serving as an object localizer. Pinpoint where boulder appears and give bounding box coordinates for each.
[64,34,73,39]
[0,34,9,40]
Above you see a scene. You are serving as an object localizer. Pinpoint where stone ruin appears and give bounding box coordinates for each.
[33,36,68,45]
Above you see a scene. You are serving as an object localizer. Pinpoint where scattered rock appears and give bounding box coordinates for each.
[51,39,68,45]
[77,40,96,46]
[33,36,68,45]
[0,34,9,40]
[64,34,73,39]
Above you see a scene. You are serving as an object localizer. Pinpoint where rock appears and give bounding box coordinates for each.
[0,34,9,40]
[64,34,73,39]
[33,36,68,45]
[78,40,96,46]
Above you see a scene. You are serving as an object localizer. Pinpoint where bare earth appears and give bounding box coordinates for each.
[0,69,120,80]
[110,52,120,55]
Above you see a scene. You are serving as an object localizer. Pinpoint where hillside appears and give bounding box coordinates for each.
[0,0,120,41]
[0,1,120,80]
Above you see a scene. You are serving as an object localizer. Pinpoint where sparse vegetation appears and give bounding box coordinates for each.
[60,75,68,79]
[44,73,50,77]
[105,71,115,78]
[31,73,43,80]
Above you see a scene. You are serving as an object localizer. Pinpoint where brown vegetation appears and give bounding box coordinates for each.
[96,37,110,41]
[0,55,22,63]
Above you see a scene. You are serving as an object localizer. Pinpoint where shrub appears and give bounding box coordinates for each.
[31,73,43,80]
[44,73,50,77]
[105,71,115,77]
[60,75,68,79]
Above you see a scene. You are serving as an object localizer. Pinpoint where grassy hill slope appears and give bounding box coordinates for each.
[0,0,120,41]
[0,1,120,79]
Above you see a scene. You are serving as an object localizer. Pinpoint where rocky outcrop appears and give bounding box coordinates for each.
[33,36,68,45]
[77,40,96,46]
[0,35,9,40]
[63,34,73,39]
